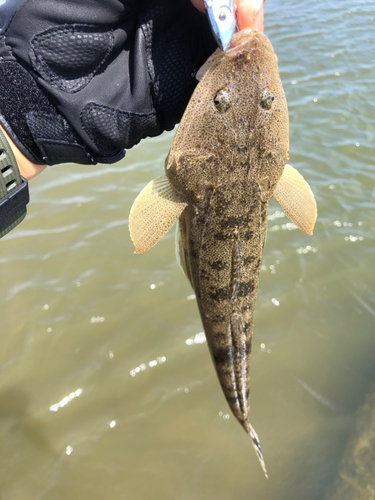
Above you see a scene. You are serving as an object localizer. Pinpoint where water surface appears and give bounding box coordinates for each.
[1,1,374,498]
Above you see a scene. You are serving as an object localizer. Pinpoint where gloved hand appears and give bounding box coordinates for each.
[0,0,217,168]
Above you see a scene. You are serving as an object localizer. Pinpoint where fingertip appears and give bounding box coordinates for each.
[190,0,206,13]
[236,0,265,33]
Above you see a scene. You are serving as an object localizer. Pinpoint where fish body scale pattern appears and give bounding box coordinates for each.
[168,31,289,433]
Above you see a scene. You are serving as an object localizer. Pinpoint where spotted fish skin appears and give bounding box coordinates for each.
[166,30,288,449]
[130,28,317,476]
[179,186,267,434]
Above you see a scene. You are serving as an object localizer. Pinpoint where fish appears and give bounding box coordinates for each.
[128,29,317,476]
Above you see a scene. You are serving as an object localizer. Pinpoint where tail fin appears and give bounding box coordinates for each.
[248,423,268,478]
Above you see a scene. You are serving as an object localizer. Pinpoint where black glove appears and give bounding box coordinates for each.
[0,0,216,166]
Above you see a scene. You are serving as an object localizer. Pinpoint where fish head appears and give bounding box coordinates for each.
[165,29,289,207]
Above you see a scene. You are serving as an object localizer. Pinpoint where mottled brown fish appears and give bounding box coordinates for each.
[129,29,317,476]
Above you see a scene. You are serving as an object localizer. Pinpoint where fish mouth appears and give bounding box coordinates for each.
[229,29,274,55]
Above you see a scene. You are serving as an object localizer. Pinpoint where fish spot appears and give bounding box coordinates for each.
[215,231,229,241]
[212,346,234,365]
[243,255,256,266]
[243,321,253,331]
[211,314,227,324]
[199,269,210,281]
[235,280,255,297]
[225,395,240,405]
[225,216,243,228]
[214,203,228,218]
[210,260,227,271]
[209,286,230,302]
[242,230,254,241]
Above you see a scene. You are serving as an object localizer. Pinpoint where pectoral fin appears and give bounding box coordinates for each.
[129,176,187,254]
[273,164,317,235]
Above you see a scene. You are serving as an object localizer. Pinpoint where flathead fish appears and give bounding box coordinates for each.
[129,30,317,476]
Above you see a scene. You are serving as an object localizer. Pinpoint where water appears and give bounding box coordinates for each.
[1,1,374,498]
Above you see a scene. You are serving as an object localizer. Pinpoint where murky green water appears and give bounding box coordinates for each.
[1,1,374,498]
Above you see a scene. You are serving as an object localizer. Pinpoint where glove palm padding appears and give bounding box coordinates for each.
[0,0,216,165]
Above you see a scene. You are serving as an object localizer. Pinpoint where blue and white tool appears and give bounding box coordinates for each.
[203,0,237,51]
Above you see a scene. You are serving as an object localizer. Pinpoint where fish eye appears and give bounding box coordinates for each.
[214,88,231,112]
[260,88,275,110]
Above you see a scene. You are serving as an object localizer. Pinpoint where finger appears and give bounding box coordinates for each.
[190,0,205,13]
[236,0,264,32]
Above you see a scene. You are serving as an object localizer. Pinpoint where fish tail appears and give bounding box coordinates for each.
[246,421,268,478]
[183,198,269,476]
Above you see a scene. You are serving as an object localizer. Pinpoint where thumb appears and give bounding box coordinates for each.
[236,0,265,32]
